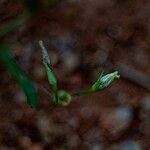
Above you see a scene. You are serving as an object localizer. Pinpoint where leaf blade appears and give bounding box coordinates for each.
[0,44,38,108]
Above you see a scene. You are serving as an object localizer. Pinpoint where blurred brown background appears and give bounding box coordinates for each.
[0,0,150,149]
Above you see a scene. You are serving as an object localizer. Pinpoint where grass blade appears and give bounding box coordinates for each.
[0,44,38,108]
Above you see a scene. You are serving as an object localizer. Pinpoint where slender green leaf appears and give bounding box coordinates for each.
[42,61,57,92]
[0,44,38,108]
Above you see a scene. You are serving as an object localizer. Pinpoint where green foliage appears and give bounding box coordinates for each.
[91,71,104,92]
[39,40,59,102]
[43,61,58,93]
[0,44,38,108]
[39,40,72,106]
[39,40,120,106]
[0,40,120,108]
[0,0,120,108]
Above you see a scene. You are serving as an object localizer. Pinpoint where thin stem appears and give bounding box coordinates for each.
[74,87,104,96]
[74,88,94,96]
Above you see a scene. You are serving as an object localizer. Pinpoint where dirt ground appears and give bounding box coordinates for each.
[0,0,150,149]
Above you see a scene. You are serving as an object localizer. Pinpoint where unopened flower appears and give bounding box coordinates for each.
[92,71,120,91]
[56,90,72,106]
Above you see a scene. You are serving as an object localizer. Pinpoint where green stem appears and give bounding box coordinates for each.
[74,87,104,96]
[74,88,94,96]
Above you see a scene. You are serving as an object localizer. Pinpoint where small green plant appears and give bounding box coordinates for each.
[39,40,72,106]
[39,40,120,106]
[0,1,120,108]
[0,41,120,108]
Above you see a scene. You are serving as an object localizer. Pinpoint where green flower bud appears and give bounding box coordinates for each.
[99,71,120,88]
[39,40,50,65]
[92,71,120,91]
[54,90,72,106]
